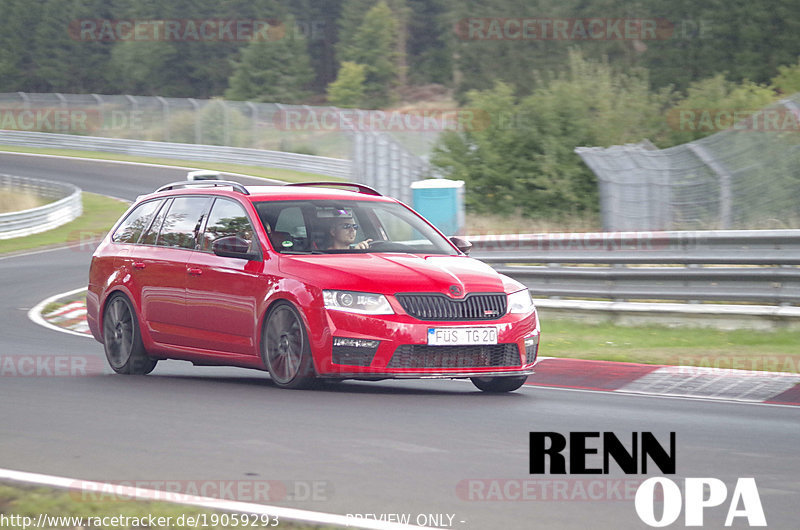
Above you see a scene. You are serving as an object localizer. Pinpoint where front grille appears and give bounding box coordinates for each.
[395,293,507,321]
[388,344,521,369]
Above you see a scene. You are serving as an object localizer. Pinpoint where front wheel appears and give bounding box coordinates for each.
[261,301,316,389]
[102,293,157,375]
[471,375,528,393]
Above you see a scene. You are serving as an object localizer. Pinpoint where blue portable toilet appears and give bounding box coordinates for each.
[411,179,465,236]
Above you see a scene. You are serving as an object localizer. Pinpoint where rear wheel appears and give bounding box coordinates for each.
[103,293,157,375]
[262,301,316,389]
[471,375,528,393]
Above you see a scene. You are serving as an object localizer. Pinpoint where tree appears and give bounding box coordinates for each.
[335,0,378,66]
[327,61,367,107]
[772,57,800,94]
[338,1,398,107]
[433,51,671,217]
[225,15,314,103]
[666,74,777,144]
[406,0,452,85]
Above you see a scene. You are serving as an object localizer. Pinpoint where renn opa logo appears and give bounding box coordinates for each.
[529,432,766,527]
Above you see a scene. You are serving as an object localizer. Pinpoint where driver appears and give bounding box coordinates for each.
[327,217,372,250]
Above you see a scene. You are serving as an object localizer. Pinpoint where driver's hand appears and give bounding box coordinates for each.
[353,239,373,249]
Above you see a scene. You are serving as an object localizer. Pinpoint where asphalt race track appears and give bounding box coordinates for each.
[1,151,799,529]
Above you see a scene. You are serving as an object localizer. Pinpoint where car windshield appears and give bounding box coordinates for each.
[254,199,457,255]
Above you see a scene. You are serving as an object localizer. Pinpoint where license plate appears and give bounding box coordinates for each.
[427,327,498,346]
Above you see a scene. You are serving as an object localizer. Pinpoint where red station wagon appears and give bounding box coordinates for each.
[87,181,539,392]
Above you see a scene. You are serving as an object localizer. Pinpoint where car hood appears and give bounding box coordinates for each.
[279,253,522,295]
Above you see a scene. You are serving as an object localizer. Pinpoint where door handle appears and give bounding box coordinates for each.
[133,262,146,270]
[187,268,203,276]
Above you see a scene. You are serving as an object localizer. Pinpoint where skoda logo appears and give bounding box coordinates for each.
[449,285,463,297]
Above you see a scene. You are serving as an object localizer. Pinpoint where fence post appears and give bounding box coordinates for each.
[687,143,733,229]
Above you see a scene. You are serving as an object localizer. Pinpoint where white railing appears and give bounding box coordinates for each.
[0,130,351,180]
[0,175,82,239]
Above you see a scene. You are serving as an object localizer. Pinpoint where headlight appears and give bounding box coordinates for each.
[323,290,394,314]
[507,289,535,314]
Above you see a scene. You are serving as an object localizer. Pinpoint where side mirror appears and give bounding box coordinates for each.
[212,236,259,261]
[449,236,472,255]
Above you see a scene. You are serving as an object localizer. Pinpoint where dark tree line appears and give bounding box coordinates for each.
[2,0,799,103]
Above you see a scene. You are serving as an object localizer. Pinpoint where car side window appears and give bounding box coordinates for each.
[111,199,163,244]
[154,196,212,249]
[140,198,171,245]
[201,198,256,252]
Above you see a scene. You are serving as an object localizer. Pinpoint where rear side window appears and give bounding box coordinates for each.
[140,198,171,245]
[200,198,256,252]
[111,199,163,244]
[151,196,212,249]
[142,197,211,250]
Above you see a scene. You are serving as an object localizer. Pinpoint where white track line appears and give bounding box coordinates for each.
[0,150,286,184]
[0,468,425,530]
[28,287,92,339]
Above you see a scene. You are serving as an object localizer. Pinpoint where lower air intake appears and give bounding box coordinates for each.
[387,344,521,369]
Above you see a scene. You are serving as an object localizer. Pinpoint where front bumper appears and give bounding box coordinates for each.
[309,308,539,378]
[317,367,536,380]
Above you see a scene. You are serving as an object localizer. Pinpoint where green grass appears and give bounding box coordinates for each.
[0,145,342,184]
[544,320,800,372]
[0,189,45,213]
[0,483,333,529]
[0,192,128,255]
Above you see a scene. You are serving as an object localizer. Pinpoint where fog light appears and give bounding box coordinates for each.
[524,335,539,362]
[333,337,380,349]
[332,337,380,366]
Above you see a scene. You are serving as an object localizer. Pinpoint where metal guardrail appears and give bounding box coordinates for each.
[0,174,82,239]
[0,130,351,180]
[469,230,800,305]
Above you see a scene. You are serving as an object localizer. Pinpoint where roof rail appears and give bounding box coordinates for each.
[155,180,250,195]
[286,181,382,196]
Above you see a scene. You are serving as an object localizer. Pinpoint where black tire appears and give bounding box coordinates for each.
[471,375,528,393]
[102,293,157,375]
[261,301,316,389]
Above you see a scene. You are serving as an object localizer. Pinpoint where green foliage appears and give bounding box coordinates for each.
[195,99,252,146]
[772,57,800,95]
[406,0,451,85]
[433,51,671,217]
[667,75,777,144]
[225,15,314,103]
[335,0,378,65]
[327,62,367,107]
[337,1,398,108]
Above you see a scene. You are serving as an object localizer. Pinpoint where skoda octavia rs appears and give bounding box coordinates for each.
[87,181,539,392]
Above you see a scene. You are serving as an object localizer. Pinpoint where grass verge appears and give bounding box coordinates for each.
[544,320,800,372]
[0,192,128,255]
[0,145,339,184]
[0,483,332,529]
[0,189,44,213]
